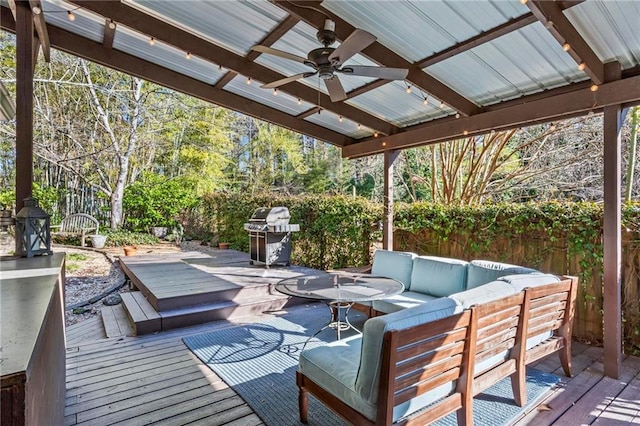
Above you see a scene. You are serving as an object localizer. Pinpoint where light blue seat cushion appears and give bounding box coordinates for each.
[449,280,517,309]
[298,336,370,418]
[409,256,469,296]
[372,291,440,314]
[499,273,560,292]
[355,297,463,421]
[466,260,539,290]
[371,250,416,289]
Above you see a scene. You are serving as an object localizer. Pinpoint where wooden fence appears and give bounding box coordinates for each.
[394,229,640,352]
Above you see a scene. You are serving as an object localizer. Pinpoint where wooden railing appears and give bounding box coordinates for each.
[394,229,640,352]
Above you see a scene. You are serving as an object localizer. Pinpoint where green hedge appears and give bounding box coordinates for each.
[188,193,381,270]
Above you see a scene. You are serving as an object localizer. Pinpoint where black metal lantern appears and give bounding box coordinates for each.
[15,197,52,257]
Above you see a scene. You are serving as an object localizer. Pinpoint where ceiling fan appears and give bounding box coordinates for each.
[251,19,409,102]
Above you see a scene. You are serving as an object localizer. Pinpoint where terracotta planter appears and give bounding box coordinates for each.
[218,242,230,250]
[123,246,138,256]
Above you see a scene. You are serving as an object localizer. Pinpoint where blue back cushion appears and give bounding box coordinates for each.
[409,256,469,296]
[466,260,538,290]
[370,250,416,288]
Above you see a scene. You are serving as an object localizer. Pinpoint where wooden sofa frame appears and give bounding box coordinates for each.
[50,213,99,247]
[297,275,578,425]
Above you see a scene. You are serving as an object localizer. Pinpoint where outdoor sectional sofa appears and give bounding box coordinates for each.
[296,250,578,425]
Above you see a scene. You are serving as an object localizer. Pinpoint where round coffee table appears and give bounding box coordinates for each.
[275,272,404,340]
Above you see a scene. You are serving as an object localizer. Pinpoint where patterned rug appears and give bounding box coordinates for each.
[184,305,558,425]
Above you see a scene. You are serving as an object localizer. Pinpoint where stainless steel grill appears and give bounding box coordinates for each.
[244,207,300,267]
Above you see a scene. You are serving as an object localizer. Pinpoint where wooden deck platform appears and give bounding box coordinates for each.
[65,303,640,426]
[118,250,320,332]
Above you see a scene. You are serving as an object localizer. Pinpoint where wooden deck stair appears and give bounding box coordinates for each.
[107,250,313,335]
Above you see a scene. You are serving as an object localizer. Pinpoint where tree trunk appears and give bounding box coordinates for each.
[625,107,638,203]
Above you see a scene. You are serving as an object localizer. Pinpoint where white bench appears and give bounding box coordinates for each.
[51,213,99,247]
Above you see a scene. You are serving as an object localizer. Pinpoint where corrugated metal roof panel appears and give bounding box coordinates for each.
[426,22,586,106]
[566,0,640,69]
[254,21,378,94]
[224,75,314,116]
[323,0,527,63]
[347,80,452,127]
[126,0,286,56]
[42,1,104,43]
[305,110,372,139]
[113,25,225,85]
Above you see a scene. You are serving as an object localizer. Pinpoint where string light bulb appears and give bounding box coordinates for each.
[374,132,379,138]
[578,62,586,71]
[246,77,251,85]
[590,84,598,92]
[455,113,460,119]
[423,97,428,106]
[440,100,445,109]
[149,37,155,46]
[357,123,361,130]
[67,10,76,21]
[185,51,191,60]
[108,21,116,30]
[562,43,570,52]
[297,98,301,105]
[550,123,557,131]
[406,84,412,94]
[338,115,343,122]
[463,130,469,136]
[273,88,278,96]
[520,0,528,4]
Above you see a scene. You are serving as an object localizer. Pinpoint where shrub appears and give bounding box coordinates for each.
[123,172,197,232]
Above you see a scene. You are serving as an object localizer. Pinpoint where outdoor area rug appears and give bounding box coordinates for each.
[183,305,559,426]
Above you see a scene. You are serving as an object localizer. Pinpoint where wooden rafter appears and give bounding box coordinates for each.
[102,18,116,49]
[272,0,480,117]
[215,15,299,90]
[527,0,604,85]
[28,0,49,62]
[68,1,396,136]
[418,1,584,69]
[0,6,353,147]
[296,107,321,119]
[342,69,640,158]
[417,14,538,68]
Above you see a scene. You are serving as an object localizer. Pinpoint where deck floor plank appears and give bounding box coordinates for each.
[552,356,640,425]
[594,375,640,424]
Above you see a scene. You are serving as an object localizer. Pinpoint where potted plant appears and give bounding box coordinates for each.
[123,245,138,256]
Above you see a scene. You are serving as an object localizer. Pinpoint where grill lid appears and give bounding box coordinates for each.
[248,206,291,226]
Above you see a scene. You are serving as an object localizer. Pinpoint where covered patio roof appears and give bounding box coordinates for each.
[2,0,640,381]
[2,0,640,157]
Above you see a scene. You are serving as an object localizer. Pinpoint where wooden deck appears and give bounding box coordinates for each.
[118,250,320,332]
[65,303,640,426]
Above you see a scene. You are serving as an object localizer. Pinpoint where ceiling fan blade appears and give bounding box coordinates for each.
[251,45,312,66]
[324,76,347,102]
[338,65,409,80]
[328,29,376,67]
[261,72,316,89]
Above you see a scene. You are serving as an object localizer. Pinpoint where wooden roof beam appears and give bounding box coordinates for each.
[418,13,538,68]
[417,1,583,68]
[342,71,640,158]
[272,0,480,118]
[28,1,49,62]
[0,6,353,147]
[215,15,299,90]
[528,0,604,85]
[102,18,116,49]
[68,1,396,136]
